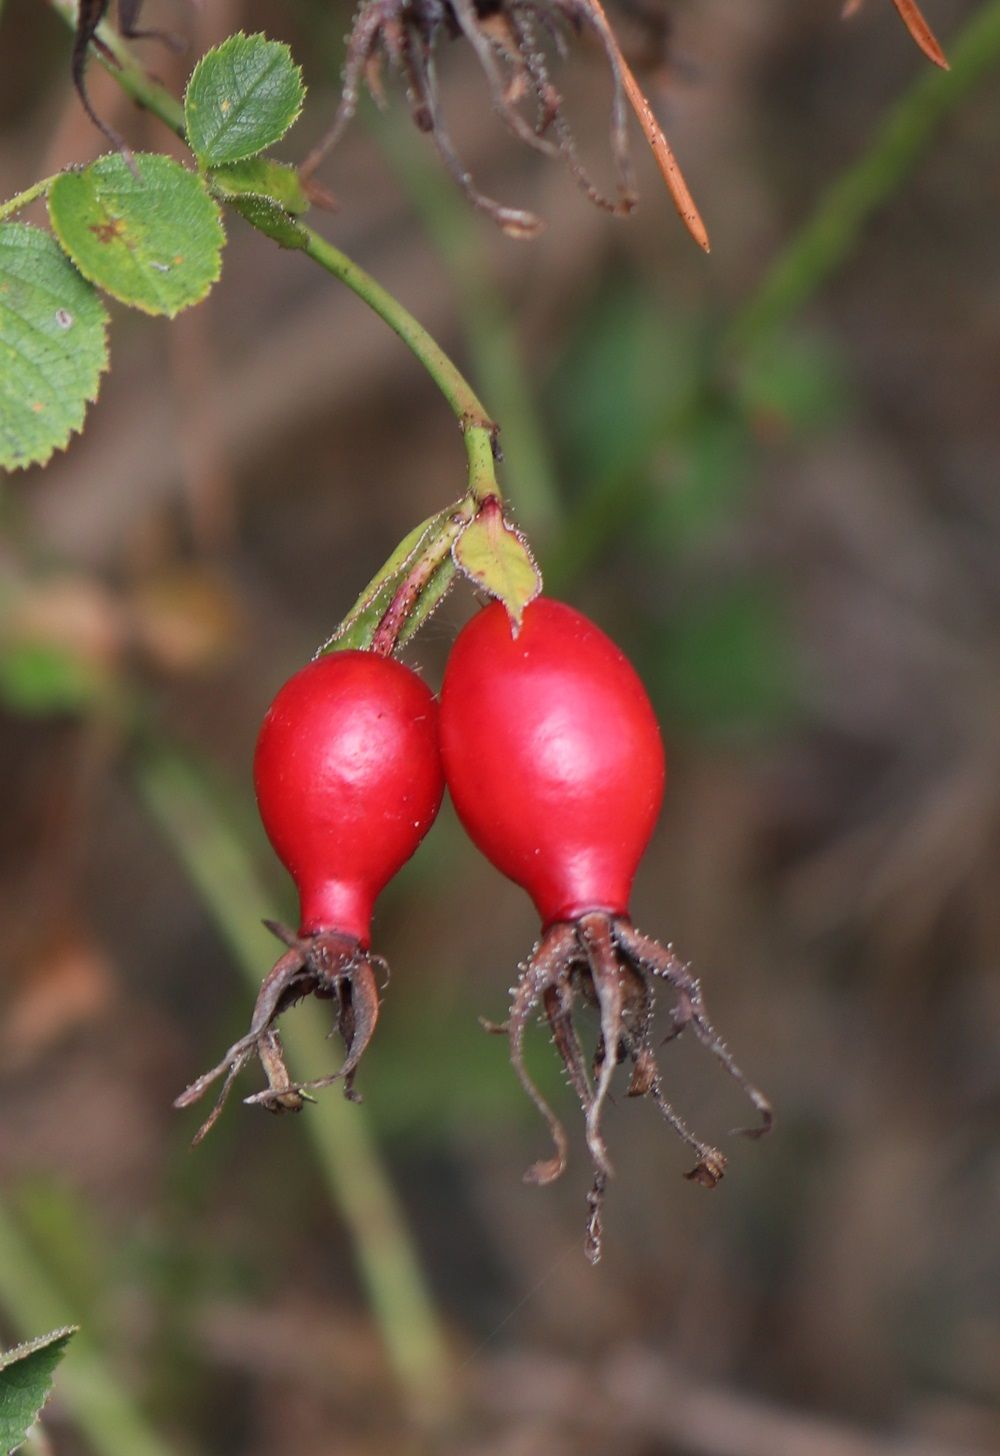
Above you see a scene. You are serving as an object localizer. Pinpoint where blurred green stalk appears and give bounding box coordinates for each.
[0,1206,176,1456]
[551,0,1000,584]
[134,745,456,1430]
[727,0,1000,354]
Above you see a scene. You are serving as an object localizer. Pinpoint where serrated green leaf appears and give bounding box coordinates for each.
[322,506,459,654]
[208,158,309,214]
[452,500,541,630]
[0,1326,77,1454]
[184,34,305,166]
[227,193,307,250]
[0,223,108,472]
[48,155,225,318]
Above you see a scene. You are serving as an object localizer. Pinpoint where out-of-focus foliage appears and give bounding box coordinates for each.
[1,0,999,1453]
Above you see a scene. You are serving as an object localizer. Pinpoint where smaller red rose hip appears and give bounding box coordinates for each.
[176,650,444,1141]
[440,598,771,1260]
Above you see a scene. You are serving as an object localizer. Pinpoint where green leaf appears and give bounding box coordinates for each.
[323,506,459,653]
[452,499,540,631]
[0,1326,77,1454]
[184,34,305,167]
[226,193,307,250]
[48,155,225,318]
[209,157,310,248]
[0,223,108,472]
[208,158,310,214]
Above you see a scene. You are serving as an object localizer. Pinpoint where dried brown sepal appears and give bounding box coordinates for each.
[495,910,771,1261]
[174,921,381,1143]
[300,0,706,242]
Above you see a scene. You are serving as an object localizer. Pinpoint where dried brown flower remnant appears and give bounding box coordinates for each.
[843,0,950,70]
[488,913,771,1262]
[300,0,709,247]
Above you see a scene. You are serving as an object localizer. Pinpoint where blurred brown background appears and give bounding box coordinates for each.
[1,0,999,1452]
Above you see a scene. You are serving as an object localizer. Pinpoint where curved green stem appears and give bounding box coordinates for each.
[45,0,502,500]
[300,228,497,449]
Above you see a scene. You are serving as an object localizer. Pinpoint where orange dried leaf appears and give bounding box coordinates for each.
[586,0,710,252]
[891,0,949,68]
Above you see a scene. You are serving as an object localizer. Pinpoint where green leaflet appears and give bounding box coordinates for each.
[0,1326,77,1454]
[326,506,460,653]
[452,499,541,631]
[226,193,308,250]
[208,157,310,214]
[185,34,305,167]
[0,224,108,471]
[48,154,225,318]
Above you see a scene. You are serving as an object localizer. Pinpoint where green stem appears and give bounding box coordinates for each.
[133,745,456,1430]
[300,227,496,446]
[372,108,561,536]
[0,1205,176,1456]
[726,0,1000,356]
[0,175,59,223]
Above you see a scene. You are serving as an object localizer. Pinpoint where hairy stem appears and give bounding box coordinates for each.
[0,175,61,222]
[134,744,456,1429]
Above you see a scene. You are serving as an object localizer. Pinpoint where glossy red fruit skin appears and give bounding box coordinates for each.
[440,598,666,926]
[253,651,444,945]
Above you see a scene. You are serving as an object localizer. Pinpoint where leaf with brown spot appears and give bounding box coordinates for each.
[48,154,225,317]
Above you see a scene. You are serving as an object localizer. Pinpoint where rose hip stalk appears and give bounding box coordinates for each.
[440,598,771,1259]
[176,651,444,1142]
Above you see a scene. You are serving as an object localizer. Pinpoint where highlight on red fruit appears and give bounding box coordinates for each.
[441,597,666,927]
[440,596,772,1262]
[254,651,445,944]
[175,650,444,1143]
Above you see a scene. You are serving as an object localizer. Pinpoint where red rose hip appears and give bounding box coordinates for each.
[440,597,771,1262]
[441,597,665,925]
[177,650,444,1142]
[255,651,444,943]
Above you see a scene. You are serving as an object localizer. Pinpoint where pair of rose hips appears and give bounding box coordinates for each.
[178,596,770,1258]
